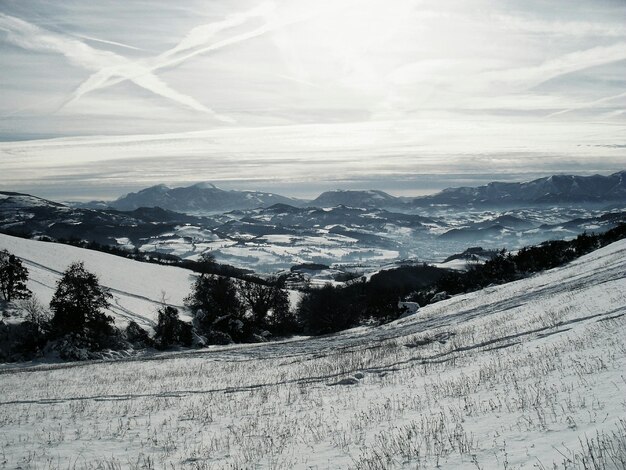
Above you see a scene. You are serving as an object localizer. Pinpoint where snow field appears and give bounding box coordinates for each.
[0,238,624,468]
[0,233,200,327]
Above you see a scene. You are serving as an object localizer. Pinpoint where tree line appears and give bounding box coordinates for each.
[427,224,626,301]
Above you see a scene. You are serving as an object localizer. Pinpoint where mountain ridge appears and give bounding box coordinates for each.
[66,170,626,213]
[411,170,626,206]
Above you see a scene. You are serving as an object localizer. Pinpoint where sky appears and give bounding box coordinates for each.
[0,0,625,200]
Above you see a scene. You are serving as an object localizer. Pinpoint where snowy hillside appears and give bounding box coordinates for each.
[0,237,625,468]
[0,233,196,328]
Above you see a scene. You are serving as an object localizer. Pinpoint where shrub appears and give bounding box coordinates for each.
[154,306,192,349]
[125,321,154,348]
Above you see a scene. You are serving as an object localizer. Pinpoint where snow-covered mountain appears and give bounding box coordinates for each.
[106,182,304,213]
[1,235,625,468]
[414,170,626,206]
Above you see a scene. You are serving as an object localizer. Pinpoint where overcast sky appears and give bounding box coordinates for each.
[0,0,625,200]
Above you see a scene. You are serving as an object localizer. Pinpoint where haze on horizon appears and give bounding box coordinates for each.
[0,0,625,201]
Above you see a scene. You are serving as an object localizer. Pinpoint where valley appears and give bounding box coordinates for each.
[2,179,625,276]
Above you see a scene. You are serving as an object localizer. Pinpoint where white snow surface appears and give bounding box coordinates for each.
[0,237,626,469]
[0,233,197,328]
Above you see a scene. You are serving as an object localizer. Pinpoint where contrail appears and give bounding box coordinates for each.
[65,2,284,105]
[0,13,230,120]
[1,3,348,118]
[72,33,145,51]
[65,2,348,106]
[546,91,626,118]
[478,42,626,91]
[158,2,276,60]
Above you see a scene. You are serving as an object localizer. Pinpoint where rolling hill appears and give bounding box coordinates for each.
[0,233,196,329]
[0,234,625,468]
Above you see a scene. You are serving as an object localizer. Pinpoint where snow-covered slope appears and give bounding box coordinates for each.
[0,233,196,328]
[0,238,625,468]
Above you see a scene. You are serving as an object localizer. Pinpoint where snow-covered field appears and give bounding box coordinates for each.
[0,233,197,328]
[0,237,625,468]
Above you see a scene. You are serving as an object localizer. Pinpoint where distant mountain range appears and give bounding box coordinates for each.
[2,187,625,272]
[73,171,626,213]
[411,171,626,206]
[80,182,302,213]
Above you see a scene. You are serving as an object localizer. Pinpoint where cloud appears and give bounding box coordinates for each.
[479,43,626,90]
[158,2,276,61]
[64,1,326,105]
[0,13,230,120]
[546,91,626,117]
[2,117,624,201]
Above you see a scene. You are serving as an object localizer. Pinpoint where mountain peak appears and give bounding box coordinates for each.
[141,184,170,193]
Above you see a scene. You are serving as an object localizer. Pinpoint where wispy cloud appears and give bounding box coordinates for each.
[0,0,624,195]
[480,43,626,90]
[64,2,333,107]
[546,91,626,118]
[0,13,231,120]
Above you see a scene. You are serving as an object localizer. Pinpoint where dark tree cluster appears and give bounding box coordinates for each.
[0,248,299,360]
[296,264,447,335]
[50,262,113,339]
[184,273,297,344]
[0,255,121,361]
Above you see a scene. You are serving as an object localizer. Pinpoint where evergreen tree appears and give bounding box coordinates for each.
[50,262,113,339]
[0,249,32,302]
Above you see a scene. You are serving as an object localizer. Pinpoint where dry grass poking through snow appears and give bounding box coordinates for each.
[0,240,625,469]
